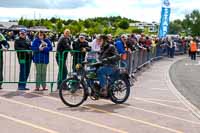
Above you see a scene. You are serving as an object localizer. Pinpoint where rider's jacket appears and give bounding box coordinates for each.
[99,43,120,67]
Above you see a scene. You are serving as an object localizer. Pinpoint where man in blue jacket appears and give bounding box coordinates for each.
[115,34,128,68]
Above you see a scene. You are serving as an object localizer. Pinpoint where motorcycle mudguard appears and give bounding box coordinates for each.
[118,69,131,87]
[119,72,130,80]
[119,69,130,79]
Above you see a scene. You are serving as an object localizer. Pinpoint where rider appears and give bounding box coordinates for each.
[97,35,120,96]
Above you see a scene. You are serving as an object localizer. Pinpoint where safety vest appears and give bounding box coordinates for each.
[190,41,197,52]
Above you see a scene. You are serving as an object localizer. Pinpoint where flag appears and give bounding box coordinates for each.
[159,0,171,38]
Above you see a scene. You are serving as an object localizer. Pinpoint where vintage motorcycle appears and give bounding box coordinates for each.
[59,61,131,107]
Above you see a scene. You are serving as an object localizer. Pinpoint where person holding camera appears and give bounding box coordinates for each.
[31,31,52,91]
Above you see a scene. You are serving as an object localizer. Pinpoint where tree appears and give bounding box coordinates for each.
[169,20,183,34]
[118,20,129,29]
[189,10,200,36]
[35,20,41,26]
[16,16,147,35]
[50,17,57,23]
[132,28,143,34]
[28,20,35,27]
[44,21,53,29]
[56,20,63,32]
[68,23,82,35]
[83,20,92,28]
[103,27,113,34]
[22,19,29,27]
[18,17,24,25]
[181,10,200,36]
[63,19,75,25]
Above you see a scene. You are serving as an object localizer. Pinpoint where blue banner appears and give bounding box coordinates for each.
[159,0,171,38]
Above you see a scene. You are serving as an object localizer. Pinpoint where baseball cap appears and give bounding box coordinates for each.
[79,33,86,38]
[20,29,27,34]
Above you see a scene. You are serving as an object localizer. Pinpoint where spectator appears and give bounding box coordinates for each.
[31,31,53,91]
[115,34,130,68]
[139,33,146,47]
[126,35,137,51]
[14,29,32,90]
[0,33,9,90]
[167,37,175,58]
[88,35,102,63]
[29,32,35,41]
[144,36,152,60]
[89,34,101,52]
[189,39,197,60]
[137,34,147,51]
[72,33,91,71]
[151,37,157,57]
[56,29,71,89]
[49,32,56,47]
[107,34,114,45]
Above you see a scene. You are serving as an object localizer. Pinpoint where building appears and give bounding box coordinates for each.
[130,21,159,33]
[0,22,18,29]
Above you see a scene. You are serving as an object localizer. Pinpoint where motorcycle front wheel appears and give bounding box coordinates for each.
[109,77,130,104]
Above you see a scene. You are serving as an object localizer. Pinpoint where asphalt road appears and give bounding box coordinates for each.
[170,57,200,110]
[0,56,200,133]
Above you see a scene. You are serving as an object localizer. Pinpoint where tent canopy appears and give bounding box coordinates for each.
[8,25,27,31]
[28,26,51,32]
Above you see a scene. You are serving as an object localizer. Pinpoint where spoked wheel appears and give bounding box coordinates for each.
[109,78,130,104]
[59,78,87,107]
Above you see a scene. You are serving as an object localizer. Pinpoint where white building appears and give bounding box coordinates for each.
[0,22,18,29]
[130,21,159,33]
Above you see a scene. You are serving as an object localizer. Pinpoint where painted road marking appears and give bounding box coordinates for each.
[134,98,188,111]
[134,97,180,103]
[31,92,200,125]
[148,88,169,91]
[0,96,127,133]
[101,99,200,125]
[164,69,200,120]
[84,105,183,133]
[22,92,184,133]
[185,61,200,66]
[0,113,59,133]
[7,91,197,126]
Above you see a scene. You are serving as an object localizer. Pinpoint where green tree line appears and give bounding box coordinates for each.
[18,16,144,35]
[169,10,200,36]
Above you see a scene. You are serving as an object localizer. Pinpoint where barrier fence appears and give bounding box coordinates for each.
[0,45,185,92]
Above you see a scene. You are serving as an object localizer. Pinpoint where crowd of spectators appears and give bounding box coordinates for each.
[0,28,197,91]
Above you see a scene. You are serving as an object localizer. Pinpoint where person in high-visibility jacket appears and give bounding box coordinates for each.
[189,39,198,60]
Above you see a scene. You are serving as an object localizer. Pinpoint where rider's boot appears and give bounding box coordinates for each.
[100,87,108,97]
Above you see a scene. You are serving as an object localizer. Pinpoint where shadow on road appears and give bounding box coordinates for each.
[57,103,128,114]
[2,91,41,99]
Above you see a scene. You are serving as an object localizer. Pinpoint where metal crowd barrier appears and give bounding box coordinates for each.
[0,50,87,92]
[122,46,162,75]
[0,50,58,91]
[0,45,185,92]
[175,43,185,55]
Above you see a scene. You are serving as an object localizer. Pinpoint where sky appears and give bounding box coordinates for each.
[0,0,199,22]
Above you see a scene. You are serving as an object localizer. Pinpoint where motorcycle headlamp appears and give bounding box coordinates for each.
[75,64,82,70]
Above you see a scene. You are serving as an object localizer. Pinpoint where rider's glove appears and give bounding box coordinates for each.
[102,58,109,63]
